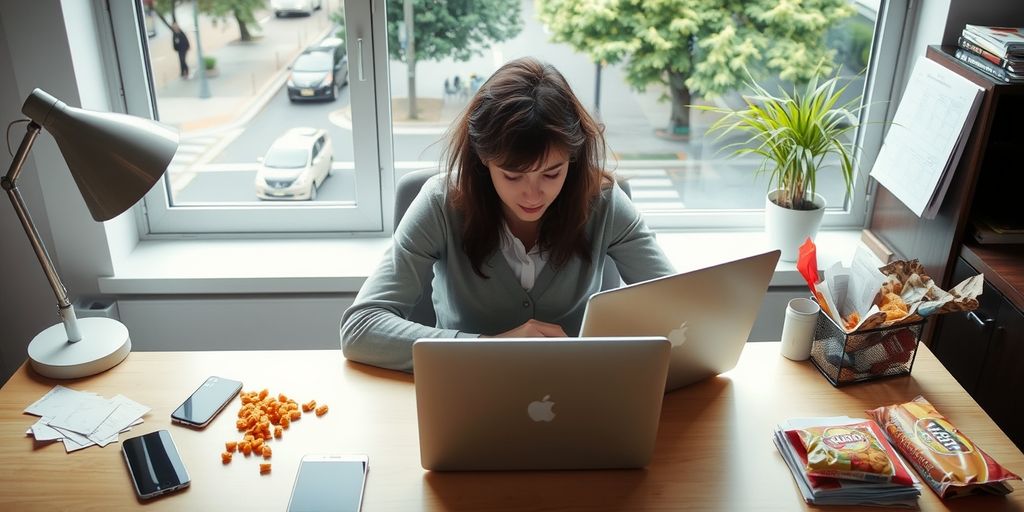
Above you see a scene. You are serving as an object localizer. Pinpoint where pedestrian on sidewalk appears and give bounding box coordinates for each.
[171,23,191,78]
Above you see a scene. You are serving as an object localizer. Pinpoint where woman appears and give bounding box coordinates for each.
[340,57,674,371]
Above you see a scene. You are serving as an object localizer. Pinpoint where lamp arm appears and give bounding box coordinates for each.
[2,122,82,342]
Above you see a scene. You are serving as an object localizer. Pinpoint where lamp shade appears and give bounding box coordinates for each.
[21,88,178,221]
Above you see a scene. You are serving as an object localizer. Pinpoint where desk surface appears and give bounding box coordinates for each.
[0,343,1021,511]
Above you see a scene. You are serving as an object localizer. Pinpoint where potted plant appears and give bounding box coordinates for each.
[698,74,859,261]
[202,56,218,77]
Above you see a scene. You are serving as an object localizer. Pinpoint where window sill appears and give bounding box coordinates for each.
[98,230,862,295]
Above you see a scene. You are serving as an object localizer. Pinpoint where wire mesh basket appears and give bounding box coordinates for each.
[809,310,926,387]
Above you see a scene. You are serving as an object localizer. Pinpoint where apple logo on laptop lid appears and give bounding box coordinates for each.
[668,321,689,348]
[527,395,556,422]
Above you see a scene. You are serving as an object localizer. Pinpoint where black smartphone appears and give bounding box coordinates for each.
[287,454,369,512]
[171,376,243,428]
[121,430,191,500]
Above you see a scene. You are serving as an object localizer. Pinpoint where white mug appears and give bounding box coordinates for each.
[780,298,821,360]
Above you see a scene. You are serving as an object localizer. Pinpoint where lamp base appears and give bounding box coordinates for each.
[27,317,131,379]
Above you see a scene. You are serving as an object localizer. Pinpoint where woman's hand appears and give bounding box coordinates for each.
[489,319,567,338]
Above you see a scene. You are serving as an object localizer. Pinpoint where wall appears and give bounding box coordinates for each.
[119,296,354,351]
[0,1,119,384]
[0,1,992,385]
[0,12,60,384]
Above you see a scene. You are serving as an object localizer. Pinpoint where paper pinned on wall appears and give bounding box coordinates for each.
[869,56,985,219]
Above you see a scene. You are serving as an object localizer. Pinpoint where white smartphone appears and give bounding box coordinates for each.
[287,454,369,512]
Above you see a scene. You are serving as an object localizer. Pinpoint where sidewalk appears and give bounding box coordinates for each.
[152,8,334,192]
[154,9,333,136]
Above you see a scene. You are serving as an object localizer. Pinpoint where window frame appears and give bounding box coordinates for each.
[109,0,386,236]
[104,0,908,237]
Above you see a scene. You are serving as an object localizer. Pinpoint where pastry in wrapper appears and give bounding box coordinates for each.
[868,396,1021,498]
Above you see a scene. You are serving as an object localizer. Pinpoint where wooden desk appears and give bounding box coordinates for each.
[0,343,1021,511]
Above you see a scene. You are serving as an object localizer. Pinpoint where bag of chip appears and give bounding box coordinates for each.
[788,419,915,485]
[868,395,1021,498]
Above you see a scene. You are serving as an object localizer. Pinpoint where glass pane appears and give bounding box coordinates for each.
[386,0,877,217]
[145,0,356,206]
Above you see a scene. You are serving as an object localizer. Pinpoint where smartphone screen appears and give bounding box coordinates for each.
[121,430,190,499]
[171,376,243,427]
[288,455,368,512]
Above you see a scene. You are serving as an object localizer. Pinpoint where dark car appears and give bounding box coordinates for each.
[287,39,348,102]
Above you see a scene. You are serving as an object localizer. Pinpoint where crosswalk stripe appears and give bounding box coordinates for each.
[617,169,666,177]
[627,178,673,188]
[635,201,686,210]
[632,189,680,199]
[175,144,207,154]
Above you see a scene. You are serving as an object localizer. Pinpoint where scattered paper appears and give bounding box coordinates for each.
[23,385,149,452]
[87,395,150,445]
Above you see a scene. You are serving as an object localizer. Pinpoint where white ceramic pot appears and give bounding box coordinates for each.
[765,189,826,262]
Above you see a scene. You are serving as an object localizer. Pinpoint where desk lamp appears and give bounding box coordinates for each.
[2,89,178,379]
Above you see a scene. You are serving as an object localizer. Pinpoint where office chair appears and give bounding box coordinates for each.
[393,168,632,327]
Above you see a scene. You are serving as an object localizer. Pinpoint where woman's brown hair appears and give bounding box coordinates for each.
[444,57,611,278]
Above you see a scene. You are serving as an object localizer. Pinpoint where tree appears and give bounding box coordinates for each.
[151,0,263,42]
[150,0,184,30]
[387,0,523,116]
[536,0,853,137]
[199,0,265,42]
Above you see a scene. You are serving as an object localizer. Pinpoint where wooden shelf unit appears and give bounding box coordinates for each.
[868,46,1024,293]
[870,45,1024,451]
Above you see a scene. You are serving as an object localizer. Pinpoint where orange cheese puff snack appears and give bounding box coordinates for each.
[879,292,909,321]
[843,311,860,332]
[262,445,272,459]
[274,426,283,438]
[221,452,233,464]
[225,441,237,453]
[259,463,271,474]
[869,396,1021,497]
[302,400,317,412]
[240,441,252,456]
[315,404,328,416]
[289,410,302,421]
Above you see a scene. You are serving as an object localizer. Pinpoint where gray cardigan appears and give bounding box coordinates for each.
[339,175,675,371]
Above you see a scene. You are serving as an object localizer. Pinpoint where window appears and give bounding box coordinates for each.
[115,0,382,234]
[109,0,908,236]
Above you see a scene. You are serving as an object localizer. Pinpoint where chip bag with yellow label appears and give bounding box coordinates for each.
[868,396,1021,498]
[788,419,915,485]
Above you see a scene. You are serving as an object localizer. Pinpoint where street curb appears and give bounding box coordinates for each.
[329,102,459,136]
[182,24,336,141]
[171,24,336,193]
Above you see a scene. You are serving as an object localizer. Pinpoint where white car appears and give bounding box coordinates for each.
[255,128,333,201]
[271,0,321,17]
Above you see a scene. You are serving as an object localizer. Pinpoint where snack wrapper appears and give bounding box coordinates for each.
[868,396,1021,498]
[789,419,914,485]
[797,240,983,334]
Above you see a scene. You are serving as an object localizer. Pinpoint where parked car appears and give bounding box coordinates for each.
[255,128,333,201]
[286,44,348,101]
[271,0,321,17]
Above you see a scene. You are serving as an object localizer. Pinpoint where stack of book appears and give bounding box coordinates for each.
[957,25,1024,83]
[773,416,921,507]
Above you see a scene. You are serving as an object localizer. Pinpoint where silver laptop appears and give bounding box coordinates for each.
[412,337,671,471]
[581,250,780,392]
